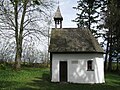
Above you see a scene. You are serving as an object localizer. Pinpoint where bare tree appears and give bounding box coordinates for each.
[0,0,54,70]
[0,38,15,63]
[22,38,43,65]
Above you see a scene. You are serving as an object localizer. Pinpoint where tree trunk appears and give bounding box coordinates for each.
[108,52,112,71]
[14,41,22,70]
[116,58,119,71]
[15,54,21,70]
[14,0,28,70]
[107,28,113,72]
[14,0,20,70]
[104,40,109,72]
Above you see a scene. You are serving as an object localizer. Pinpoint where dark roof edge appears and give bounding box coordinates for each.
[49,51,105,54]
[51,27,88,29]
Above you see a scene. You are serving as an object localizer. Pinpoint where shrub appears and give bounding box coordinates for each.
[0,64,7,70]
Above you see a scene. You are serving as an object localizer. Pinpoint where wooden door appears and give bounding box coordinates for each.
[60,61,67,82]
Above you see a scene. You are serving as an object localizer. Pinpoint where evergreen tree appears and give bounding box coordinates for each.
[73,0,102,36]
[104,0,120,72]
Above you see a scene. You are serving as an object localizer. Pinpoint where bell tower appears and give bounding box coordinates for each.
[54,6,63,28]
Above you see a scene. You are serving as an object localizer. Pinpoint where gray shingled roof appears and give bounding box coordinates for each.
[49,28,104,53]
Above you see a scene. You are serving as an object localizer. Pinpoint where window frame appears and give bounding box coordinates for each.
[87,60,94,71]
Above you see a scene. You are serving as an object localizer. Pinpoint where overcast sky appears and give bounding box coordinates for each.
[53,0,78,28]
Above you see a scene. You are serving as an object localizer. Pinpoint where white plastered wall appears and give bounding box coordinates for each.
[51,53,105,83]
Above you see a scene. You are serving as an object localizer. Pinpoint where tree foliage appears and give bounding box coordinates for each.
[73,0,103,36]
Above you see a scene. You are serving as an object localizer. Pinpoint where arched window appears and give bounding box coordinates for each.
[87,60,94,71]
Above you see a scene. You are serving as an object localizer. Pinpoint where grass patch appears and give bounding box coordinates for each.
[0,68,120,90]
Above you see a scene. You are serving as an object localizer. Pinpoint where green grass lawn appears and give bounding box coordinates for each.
[0,67,120,90]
